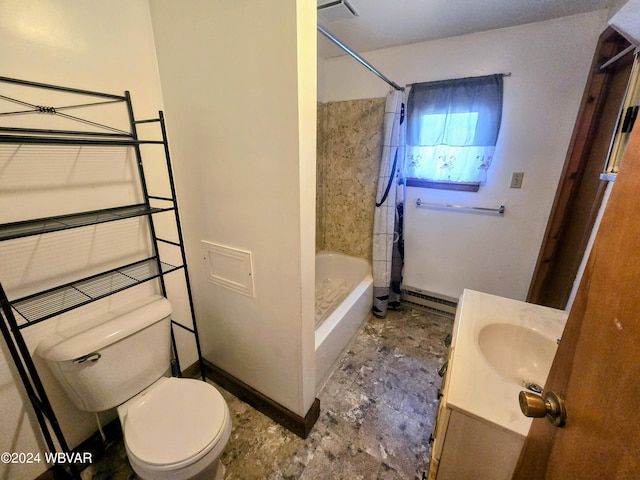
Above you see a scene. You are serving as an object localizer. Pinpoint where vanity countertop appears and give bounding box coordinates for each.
[444,289,568,437]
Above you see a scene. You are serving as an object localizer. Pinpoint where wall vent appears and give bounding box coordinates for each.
[202,241,255,298]
[318,0,358,23]
[401,286,458,318]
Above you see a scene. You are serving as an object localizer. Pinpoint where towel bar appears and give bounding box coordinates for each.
[416,198,505,215]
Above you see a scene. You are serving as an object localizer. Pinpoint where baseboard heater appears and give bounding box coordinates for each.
[401,286,458,318]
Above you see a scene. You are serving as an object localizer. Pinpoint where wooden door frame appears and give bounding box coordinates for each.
[527,28,633,308]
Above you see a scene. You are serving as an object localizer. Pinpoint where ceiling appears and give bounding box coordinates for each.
[317,0,621,58]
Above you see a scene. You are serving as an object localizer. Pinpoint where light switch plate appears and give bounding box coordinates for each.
[510,172,524,189]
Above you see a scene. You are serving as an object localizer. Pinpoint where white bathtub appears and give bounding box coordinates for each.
[315,251,373,392]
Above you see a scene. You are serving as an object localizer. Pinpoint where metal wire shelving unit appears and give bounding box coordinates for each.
[0,76,203,479]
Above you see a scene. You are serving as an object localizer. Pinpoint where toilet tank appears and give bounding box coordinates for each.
[36,295,172,412]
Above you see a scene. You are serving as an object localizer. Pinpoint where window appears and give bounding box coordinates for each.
[406,75,504,191]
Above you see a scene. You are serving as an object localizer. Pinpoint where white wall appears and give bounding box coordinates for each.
[148,0,317,417]
[320,11,609,301]
[0,2,167,479]
[0,4,316,478]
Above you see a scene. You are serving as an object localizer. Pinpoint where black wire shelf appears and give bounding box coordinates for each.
[0,77,205,479]
[0,204,174,241]
[11,258,181,328]
[0,135,163,146]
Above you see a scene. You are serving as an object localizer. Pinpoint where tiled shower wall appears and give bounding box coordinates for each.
[316,97,386,260]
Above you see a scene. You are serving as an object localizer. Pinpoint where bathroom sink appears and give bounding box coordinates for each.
[445,290,568,438]
[477,323,558,386]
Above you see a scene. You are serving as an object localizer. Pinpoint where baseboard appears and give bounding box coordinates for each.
[181,360,204,379]
[202,359,320,439]
[401,286,458,318]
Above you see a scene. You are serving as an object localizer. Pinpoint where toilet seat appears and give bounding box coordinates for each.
[121,377,229,469]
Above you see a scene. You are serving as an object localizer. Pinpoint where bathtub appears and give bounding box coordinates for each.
[315,251,373,392]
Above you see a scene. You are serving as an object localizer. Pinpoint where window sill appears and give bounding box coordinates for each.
[405,178,480,192]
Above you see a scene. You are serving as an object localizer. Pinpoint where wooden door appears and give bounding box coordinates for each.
[513,124,640,478]
[527,28,633,309]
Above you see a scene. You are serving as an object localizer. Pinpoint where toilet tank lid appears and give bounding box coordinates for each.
[36,295,172,362]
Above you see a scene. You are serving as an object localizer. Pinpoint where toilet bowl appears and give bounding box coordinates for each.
[118,377,231,480]
[36,295,231,480]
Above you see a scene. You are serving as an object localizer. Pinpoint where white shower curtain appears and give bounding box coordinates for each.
[373,89,405,317]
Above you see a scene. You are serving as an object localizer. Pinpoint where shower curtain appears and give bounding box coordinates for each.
[373,89,405,317]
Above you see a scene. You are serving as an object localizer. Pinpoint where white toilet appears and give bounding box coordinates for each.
[36,295,231,480]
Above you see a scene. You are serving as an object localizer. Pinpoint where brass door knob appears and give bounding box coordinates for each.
[519,390,566,427]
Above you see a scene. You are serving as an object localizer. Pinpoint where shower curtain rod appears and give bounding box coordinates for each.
[318,24,404,91]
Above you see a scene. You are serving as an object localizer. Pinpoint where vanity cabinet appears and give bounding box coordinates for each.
[427,289,567,480]
[429,402,524,479]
